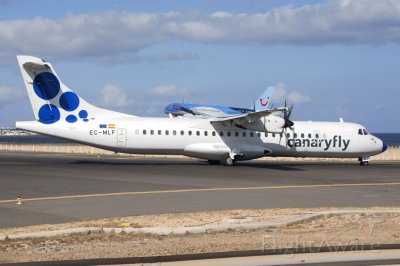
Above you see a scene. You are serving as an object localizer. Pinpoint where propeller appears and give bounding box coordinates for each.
[281,100,295,149]
[283,100,294,129]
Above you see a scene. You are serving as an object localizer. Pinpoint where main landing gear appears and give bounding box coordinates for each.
[207,155,236,166]
[222,155,235,166]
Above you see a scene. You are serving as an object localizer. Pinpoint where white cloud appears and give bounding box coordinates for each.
[97,84,198,115]
[146,85,195,97]
[272,83,311,104]
[83,51,199,65]
[0,0,399,64]
[287,91,312,104]
[98,85,133,108]
[0,85,24,104]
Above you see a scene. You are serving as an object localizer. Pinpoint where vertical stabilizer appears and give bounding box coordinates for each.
[16,55,133,125]
[254,86,275,111]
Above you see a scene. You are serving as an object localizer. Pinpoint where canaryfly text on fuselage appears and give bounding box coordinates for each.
[287,135,350,151]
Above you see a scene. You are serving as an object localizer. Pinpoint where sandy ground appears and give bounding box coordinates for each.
[1,207,400,263]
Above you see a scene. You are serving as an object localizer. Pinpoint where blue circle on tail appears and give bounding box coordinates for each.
[79,110,88,119]
[66,114,78,123]
[33,72,60,100]
[38,104,60,124]
[59,92,80,111]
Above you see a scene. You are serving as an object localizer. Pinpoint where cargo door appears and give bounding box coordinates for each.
[117,128,127,148]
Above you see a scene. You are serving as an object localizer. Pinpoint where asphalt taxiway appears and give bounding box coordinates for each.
[0,152,399,228]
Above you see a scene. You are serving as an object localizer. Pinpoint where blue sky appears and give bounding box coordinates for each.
[0,0,399,132]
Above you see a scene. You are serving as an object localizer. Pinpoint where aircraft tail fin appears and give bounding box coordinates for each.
[254,86,275,111]
[16,55,132,125]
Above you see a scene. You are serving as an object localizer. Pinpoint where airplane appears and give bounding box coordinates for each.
[15,55,387,166]
[164,87,275,117]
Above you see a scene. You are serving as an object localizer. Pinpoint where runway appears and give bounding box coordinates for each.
[0,152,399,228]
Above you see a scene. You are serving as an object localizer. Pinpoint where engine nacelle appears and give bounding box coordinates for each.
[238,115,285,133]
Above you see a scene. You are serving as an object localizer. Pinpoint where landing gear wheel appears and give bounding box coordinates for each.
[222,156,235,166]
[208,160,220,165]
[358,157,369,166]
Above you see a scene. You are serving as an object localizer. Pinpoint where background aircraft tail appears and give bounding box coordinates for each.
[254,86,275,111]
[17,55,132,125]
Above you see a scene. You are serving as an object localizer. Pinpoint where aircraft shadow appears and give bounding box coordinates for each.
[69,159,304,171]
[69,159,199,166]
[235,162,304,171]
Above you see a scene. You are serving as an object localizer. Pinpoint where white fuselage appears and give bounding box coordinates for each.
[16,116,385,161]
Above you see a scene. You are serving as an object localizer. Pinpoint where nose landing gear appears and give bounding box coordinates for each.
[358,157,370,166]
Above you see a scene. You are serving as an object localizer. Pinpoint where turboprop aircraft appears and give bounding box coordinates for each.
[15,55,387,166]
[164,87,275,117]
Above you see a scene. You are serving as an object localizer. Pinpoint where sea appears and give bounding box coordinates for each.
[0,133,399,147]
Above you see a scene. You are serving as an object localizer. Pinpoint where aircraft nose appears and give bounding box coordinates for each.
[382,142,388,152]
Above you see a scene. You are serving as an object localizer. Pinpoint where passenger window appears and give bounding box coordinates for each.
[181,130,184,136]
[250,132,254,137]
[243,132,246,137]
[196,131,200,136]
[173,130,177,135]
[219,131,224,137]
[287,133,290,138]
[212,131,216,136]
[204,131,208,136]
[158,130,162,135]
[165,130,169,135]
[272,133,275,138]
[308,133,311,138]
[265,132,268,137]
[227,131,231,137]
[143,130,147,135]
[188,131,192,136]
[316,134,319,139]
[235,132,239,137]
[301,133,304,138]
[150,130,154,135]
[257,132,261,137]
[294,133,297,138]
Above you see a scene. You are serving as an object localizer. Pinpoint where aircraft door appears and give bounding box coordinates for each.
[117,128,127,148]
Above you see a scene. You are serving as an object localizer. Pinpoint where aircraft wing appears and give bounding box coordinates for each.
[180,107,213,117]
[210,107,287,123]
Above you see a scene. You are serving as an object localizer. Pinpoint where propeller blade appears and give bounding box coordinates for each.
[285,128,288,150]
[287,104,293,119]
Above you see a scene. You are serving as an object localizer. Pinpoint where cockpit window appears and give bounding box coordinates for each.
[358,128,369,135]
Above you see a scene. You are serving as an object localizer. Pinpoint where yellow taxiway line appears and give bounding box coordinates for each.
[1,182,400,204]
